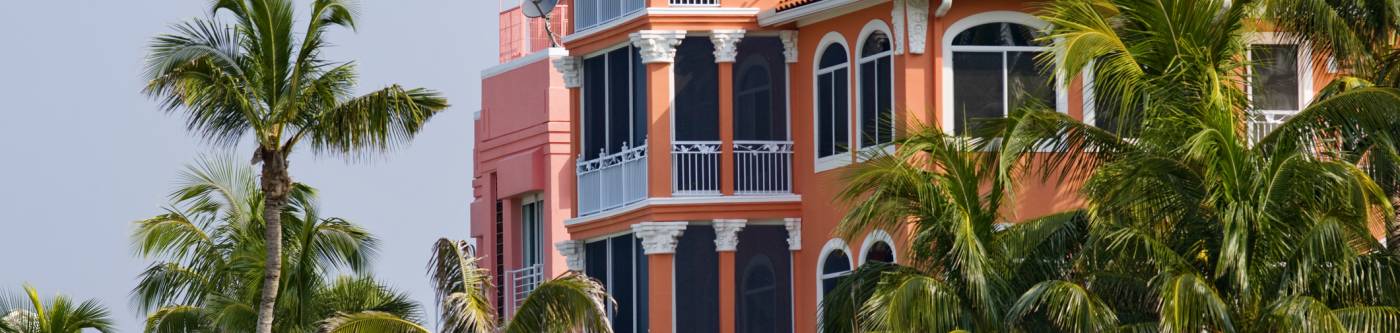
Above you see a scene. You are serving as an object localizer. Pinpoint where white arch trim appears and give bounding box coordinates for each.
[858,229,897,264]
[815,237,855,302]
[938,11,1069,135]
[813,31,854,173]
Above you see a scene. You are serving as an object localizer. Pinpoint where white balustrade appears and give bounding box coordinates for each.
[507,265,544,312]
[670,0,719,5]
[1248,110,1295,144]
[574,0,645,32]
[734,141,793,194]
[672,141,722,195]
[577,142,649,216]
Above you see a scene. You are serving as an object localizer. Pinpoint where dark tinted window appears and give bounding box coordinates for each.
[952,52,1005,135]
[583,56,608,159]
[1252,45,1300,110]
[734,37,788,141]
[861,31,891,57]
[675,37,719,141]
[820,44,848,69]
[952,22,1042,46]
[866,241,895,263]
[859,32,894,148]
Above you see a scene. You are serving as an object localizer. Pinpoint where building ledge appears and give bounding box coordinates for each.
[565,194,802,227]
[758,0,882,27]
[563,7,761,45]
[481,48,568,79]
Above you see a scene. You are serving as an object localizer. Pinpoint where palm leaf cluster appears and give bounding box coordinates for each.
[824,0,1400,331]
[133,155,427,333]
[428,239,614,333]
[0,285,114,333]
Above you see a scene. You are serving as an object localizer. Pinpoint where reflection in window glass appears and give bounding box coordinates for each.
[816,43,850,159]
[950,22,1056,136]
[1252,45,1300,111]
[820,248,852,298]
[859,31,895,148]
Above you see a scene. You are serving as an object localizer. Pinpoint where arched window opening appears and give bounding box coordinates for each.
[858,30,895,148]
[815,40,851,164]
[948,21,1056,136]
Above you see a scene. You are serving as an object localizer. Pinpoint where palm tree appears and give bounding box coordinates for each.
[142,1,449,331]
[0,285,115,333]
[1255,0,1400,249]
[996,0,1400,330]
[133,155,427,333]
[429,238,614,333]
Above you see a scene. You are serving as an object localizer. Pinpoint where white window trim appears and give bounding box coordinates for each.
[816,238,854,303]
[858,229,897,265]
[814,32,854,173]
[579,42,644,163]
[520,194,544,268]
[939,11,1068,136]
[1244,32,1315,115]
[855,20,899,159]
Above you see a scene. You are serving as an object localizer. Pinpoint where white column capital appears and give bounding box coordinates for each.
[779,31,799,63]
[710,30,746,63]
[630,30,688,64]
[907,0,930,54]
[712,219,748,252]
[632,222,689,255]
[552,56,582,88]
[784,218,802,251]
[554,240,587,271]
[892,0,907,55]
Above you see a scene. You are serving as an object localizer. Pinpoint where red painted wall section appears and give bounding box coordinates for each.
[496,149,545,198]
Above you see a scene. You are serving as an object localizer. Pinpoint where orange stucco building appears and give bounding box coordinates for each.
[472,0,1327,332]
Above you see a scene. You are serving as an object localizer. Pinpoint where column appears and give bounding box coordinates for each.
[633,222,689,333]
[631,30,688,198]
[712,219,747,333]
[712,30,745,196]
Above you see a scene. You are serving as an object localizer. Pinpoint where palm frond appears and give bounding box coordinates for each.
[502,272,613,333]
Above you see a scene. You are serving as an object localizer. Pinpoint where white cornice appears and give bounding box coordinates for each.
[758,0,888,27]
[480,48,569,79]
[564,194,803,226]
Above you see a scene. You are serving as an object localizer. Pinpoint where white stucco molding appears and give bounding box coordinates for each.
[712,219,748,252]
[630,30,688,64]
[632,222,689,255]
[892,0,907,54]
[779,31,800,63]
[711,30,747,63]
[554,240,587,271]
[551,56,582,88]
[907,0,929,54]
[784,218,802,251]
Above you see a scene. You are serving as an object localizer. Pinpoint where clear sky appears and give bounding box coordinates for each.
[0,0,497,330]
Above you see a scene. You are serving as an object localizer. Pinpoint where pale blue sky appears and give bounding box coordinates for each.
[0,0,497,330]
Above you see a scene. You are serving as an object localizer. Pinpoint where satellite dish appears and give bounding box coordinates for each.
[521,0,559,18]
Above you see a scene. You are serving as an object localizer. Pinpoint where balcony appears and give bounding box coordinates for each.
[498,2,570,63]
[577,143,649,217]
[1247,110,1295,143]
[573,0,644,33]
[670,0,720,5]
[507,264,544,311]
[734,141,793,194]
[672,141,722,195]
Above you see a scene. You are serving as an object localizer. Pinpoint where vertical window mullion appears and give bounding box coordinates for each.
[1001,51,1009,118]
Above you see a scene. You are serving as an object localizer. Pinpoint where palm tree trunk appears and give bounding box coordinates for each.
[255,147,291,333]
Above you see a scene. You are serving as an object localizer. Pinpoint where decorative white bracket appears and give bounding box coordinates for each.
[784,218,802,251]
[711,30,746,63]
[630,30,688,64]
[893,0,907,54]
[554,240,586,271]
[712,219,748,252]
[779,31,799,63]
[908,0,929,54]
[552,56,582,88]
[632,222,689,255]
[936,0,953,17]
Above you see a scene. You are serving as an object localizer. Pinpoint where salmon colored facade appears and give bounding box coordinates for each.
[472,0,1332,332]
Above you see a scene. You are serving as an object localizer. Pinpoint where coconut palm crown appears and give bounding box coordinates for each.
[143,1,448,331]
[0,285,115,333]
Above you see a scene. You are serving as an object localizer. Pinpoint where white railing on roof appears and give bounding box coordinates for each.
[574,0,645,32]
[577,142,649,216]
[507,265,544,312]
[672,141,722,195]
[670,0,719,5]
[734,140,793,194]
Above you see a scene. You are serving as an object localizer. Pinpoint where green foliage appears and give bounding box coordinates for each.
[133,154,425,332]
[429,239,615,333]
[0,285,114,333]
[823,0,1400,332]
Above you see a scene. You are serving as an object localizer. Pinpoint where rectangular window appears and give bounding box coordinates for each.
[952,52,1004,135]
[674,37,720,141]
[493,200,504,320]
[520,196,543,268]
[817,68,849,158]
[1251,44,1301,111]
[584,234,649,333]
[582,46,648,160]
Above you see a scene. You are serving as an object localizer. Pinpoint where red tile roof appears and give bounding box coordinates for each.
[776,0,824,12]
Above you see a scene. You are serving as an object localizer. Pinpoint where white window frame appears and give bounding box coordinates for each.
[520,194,545,268]
[939,11,1068,136]
[857,229,897,265]
[816,238,854,303]
[855,20,898,158]
[580,42,644,163]
[814,32,854,173]
[582,232,643,332]
[1245,32,1315,116]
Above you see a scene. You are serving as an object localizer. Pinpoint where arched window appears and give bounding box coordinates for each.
[858,26,895,149]
[814,34,851,170]
[740,255,778,332]
[942,13,1059,136]
[859,230,897,264]
[818,239,853,300]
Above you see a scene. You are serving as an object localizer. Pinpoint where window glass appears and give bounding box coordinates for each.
[610,236,635,333]
[1007,51,1055,112]
[866,241,894,264]
[952,22,1040,46]
[583,56,608,159]
[582,46,646,159]
[674,37,719,141]
[952,52,1005,135]
[741,256,777,333]
[734,37,788,141]
[1252,45,1300,111]
[608,48,632,152]
[859,31,894,148]
[582,235,648,333]
[820,249,851,297]
[820,44,848,68]
[632,48,649,146]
